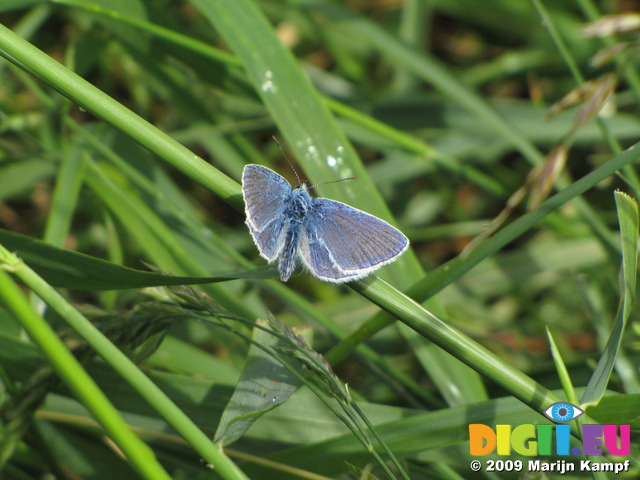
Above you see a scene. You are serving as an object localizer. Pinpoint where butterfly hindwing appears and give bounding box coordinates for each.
[298,228,361,282]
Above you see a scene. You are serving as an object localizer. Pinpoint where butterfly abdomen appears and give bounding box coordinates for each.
[278,228,299,281]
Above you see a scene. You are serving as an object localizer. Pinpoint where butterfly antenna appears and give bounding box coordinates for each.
[272,135,303,186]
[308,176,358,191]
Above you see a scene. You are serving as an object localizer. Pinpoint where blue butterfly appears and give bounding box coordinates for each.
[242,164,409,283]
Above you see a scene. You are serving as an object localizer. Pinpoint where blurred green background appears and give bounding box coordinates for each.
[0,1,639,479]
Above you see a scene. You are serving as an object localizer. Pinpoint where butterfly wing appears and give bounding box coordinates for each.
[242,164,292,261]
[299,198,409,283]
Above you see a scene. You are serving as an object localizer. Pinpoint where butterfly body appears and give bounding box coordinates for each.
[242,164,409,283]
[277,186,312,281]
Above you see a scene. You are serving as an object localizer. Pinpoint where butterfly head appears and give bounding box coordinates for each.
[294,182,310,193]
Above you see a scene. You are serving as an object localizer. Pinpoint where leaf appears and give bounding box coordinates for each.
[581,191,639,406]
[585,393,640,427]
[214,320,305,447]
[546,327,579,406]
[0,228,276,290]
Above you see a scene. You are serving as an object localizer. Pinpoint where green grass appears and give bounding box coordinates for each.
[0,1,639,479]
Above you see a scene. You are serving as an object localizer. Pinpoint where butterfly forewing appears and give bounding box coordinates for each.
[242,165,292,261]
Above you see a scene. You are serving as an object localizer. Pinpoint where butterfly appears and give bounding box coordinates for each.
[242,164,409,283]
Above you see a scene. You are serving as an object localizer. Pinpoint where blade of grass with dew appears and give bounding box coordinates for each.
[0,252,173,480]
[0,245,251,479]
[582,191,639,406]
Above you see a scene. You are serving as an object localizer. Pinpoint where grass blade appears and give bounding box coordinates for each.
[0,245,251,479]
[0,228,276,290]
[582,191,639,406]
[0,248,173,480]
[546,327,579,406]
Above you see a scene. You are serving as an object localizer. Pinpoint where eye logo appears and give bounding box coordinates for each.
[544,402,584,423]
